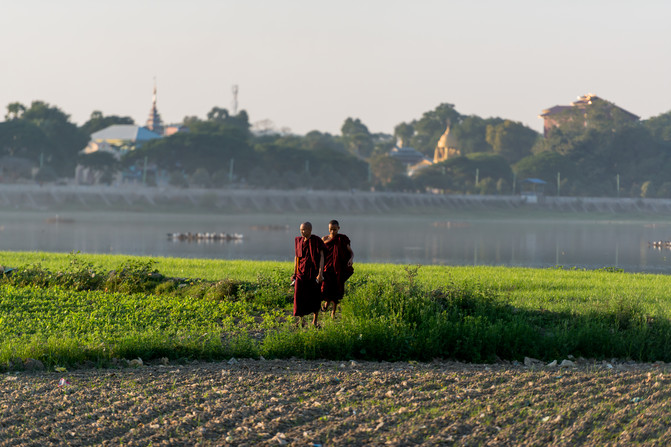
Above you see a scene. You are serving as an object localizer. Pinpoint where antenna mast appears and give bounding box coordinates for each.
[231,84,239,115]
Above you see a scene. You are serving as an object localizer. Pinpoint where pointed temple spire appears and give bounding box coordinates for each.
[145,79,164,135]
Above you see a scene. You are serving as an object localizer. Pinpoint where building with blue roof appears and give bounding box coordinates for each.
[81,124,162,160]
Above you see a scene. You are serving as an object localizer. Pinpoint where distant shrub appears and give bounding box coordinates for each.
[155,280,178,295]
[104,259,163,294]
[204,279,243,301]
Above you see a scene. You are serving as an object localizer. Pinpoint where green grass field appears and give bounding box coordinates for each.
[1,250,670,370]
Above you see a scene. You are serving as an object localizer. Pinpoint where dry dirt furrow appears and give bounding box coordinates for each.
[0,359,669,446]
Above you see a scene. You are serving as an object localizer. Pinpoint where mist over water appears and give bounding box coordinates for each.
[1,211,670,274]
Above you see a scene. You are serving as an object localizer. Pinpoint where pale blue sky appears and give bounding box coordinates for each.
[1,0,669,135]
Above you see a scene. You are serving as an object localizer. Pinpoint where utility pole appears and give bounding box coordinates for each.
[142,156,148,185]
[616,174,620,199]
[557,172,561,196]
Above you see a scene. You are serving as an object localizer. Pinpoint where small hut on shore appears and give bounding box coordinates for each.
[520,178,547,203]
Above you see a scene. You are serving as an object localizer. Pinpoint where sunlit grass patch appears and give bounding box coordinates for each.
[1,251,671,368]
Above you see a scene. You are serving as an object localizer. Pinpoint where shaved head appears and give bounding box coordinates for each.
[299,222,312,239]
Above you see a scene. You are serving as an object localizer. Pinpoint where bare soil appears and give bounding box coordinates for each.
[1,358,669,446]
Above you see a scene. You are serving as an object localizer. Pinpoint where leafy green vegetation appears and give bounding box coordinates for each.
[1,251,671,370]
[4,98,671,196]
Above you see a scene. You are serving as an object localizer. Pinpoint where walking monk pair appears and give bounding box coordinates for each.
[320,220,354,318]
[292,220,354,326]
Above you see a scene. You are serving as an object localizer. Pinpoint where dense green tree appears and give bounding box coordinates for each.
[77,151,121,184]
[77,151,119,171]
[341,117,369,137]
[5,102,26,120]
[303,131,346,152]
[3,101,88,177]
[393,123,414,146]
[644,110,671,143]
[514,151,574,181]
[340,117,373,158]
[485,120,539,164]
[370,134,396,158]
[252,142,310,178]
[251,137,367,190]
[369,154,405,187]
[2,96,668,196]
[206,107,230,121]
[184,107,251,141]
[450,116,498,155]
[414,153,512,194]
[413,156,483,193]
[412,162,451,191]
[606,125,660,177]
[0,120,49,162]
[514,151,576,194]
[477,177,497,195]
[387,174,417,192]
[467,152,513,182]
[128,132,254,179]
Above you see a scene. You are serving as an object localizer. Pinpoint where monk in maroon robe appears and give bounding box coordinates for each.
[292,222,325,327]
[321,220,354,318]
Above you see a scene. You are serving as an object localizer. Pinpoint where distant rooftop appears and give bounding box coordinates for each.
[90,125,162,142]
[539,94,639,119]
[389,145,428,165]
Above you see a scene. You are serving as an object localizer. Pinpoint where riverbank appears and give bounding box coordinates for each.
[2,183,671,215]
[2,358,669,446]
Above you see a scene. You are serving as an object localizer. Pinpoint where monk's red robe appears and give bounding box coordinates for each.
[293,234,326,316]
[321,233,353,303]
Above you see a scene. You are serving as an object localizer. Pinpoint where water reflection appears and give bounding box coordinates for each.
[0,211,669,274]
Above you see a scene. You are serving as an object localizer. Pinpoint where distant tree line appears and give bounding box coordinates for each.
[0,99,670,197]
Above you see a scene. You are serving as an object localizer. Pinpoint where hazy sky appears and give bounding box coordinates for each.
[1,0,669,136]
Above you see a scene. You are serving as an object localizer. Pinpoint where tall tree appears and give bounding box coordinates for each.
[340,117,373,158]
[393,122,414,146]
[485,120,539,164]
[451,115,500,155]
[5,102,26,120]
[186,107,251,140]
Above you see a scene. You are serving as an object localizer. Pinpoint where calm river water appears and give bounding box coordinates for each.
[1,211,670,274]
